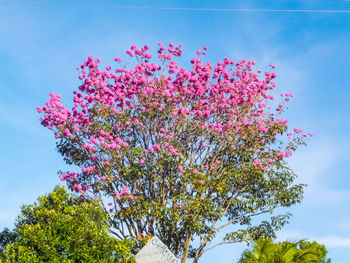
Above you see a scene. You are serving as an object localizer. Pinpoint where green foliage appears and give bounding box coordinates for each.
[238,238,331,263]
[0,228,17,261]
[0,186,135,263]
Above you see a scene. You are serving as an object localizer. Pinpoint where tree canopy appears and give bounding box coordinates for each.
[37,43,312,262]
[0,186,135,263]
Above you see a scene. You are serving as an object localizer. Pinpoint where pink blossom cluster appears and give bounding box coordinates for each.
[37,43,312,208]
[115,185,132,199]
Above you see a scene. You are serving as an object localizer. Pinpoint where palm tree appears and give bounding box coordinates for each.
[238,238,274,263]
[238,238,331,263]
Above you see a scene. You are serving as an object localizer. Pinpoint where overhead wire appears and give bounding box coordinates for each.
[1,1,350,14]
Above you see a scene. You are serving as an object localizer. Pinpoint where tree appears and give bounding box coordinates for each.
[238,238,331,263]
[297,240,331,263]
[238,238,274,262]
[37,43,312,262]
[0,228,17,260]
[1,186,135,263]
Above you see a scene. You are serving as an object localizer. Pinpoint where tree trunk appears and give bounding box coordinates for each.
[193,243,205,263]
[193,253,201,263]
[181,234,192,263]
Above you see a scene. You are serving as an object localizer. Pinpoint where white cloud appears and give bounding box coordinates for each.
[317,236,350,248]
[289,138,342,186]
[277,230,350,248]
[285,136,350,206]
[336,221,350,228]
[0,105,43,135]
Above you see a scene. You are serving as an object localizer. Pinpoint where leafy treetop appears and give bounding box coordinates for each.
[238,237,331,263]
[0,186,135,263]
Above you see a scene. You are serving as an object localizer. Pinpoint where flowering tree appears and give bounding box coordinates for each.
[37,43,312,263]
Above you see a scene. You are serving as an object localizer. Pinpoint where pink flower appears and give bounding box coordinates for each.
[252,160,261,165]
[293,128,302,133]
[126,50,134,57]
[195,110,203,117]
[64,128,71,137]
[122,185,130,195]
[168,145,175,153]
[89,138,97,144]
[153,144,161,151]
[73,184,82,192]
[278,152,286,157]
[203,110,210,118]
[199,180,205,185]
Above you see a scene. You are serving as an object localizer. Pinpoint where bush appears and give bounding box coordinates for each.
[0,186,135,263]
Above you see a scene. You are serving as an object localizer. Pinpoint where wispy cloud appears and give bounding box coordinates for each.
[289,138,342,185]
[277,230,350,248]
[336,221,350,228]
[317,236,350,248]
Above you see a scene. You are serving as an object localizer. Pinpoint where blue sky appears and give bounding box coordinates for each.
[1,0,350,262]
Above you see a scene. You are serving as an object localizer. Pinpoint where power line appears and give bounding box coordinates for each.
[1,1,350,14]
